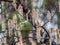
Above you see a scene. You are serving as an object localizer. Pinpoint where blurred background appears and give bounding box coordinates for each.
[0,0,60,45]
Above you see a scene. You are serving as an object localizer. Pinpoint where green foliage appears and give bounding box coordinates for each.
[57,12,60,28]
[21,21,32,37]
[17,17,20,24]
[21,22,32,31]
[8,12,13,19]
[5,20,8,30]
[8,11,24,24]
[0,24,2,31]
[57,12,60,16]
[28,0,32,9]
[8,11,19,19]
[42,0,56,10]
[17,16,25,24]
[42,0,48,8]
